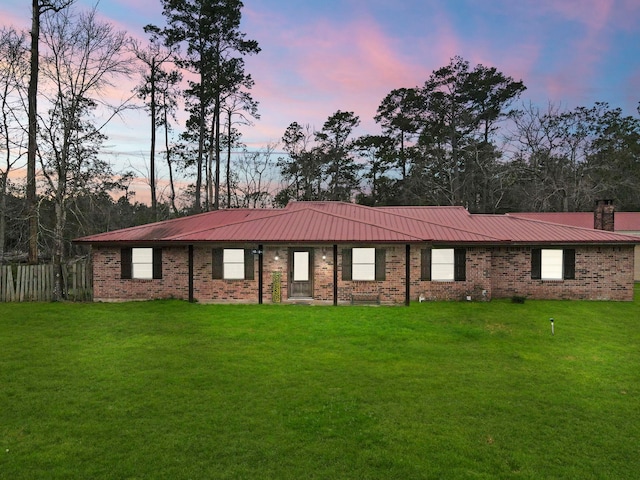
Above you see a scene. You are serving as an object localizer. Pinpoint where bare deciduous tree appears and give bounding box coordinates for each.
[233,145,278,208]
[0,27,29,262]
[27,0,74,264]
[38,5,135,298]
[132,27,181,220]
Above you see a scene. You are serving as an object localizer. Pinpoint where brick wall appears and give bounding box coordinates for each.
[336,244,407,304]
[91,243,635,303]
[409,247,492,302]
[260,246,334,303]
[92,246,190,301]
[490,245,634,301]
[192,245,259,303]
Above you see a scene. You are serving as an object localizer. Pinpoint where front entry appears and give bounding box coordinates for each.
[289,248,314,298]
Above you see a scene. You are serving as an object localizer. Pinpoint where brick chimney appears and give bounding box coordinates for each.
[594,199,615,231]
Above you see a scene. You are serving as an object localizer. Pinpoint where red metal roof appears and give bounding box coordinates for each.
[74,201,639,245]
[508,212,640,232]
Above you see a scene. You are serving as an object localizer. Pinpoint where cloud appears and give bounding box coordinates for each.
[243,10,442,141]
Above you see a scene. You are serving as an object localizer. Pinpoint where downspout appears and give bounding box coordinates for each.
[333,244,338,306]
[405,244,411,306]
[188,245,194,303]
[258,244,263,304]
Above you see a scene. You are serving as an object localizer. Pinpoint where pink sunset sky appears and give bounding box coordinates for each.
[2,0,640,186]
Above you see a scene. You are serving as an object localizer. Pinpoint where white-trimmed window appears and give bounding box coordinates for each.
[352,247,376,281]
[531,248,576,280]
[212,248,255,280]
[420,248,466,282]
[121,247,162,280]
[342,248,386,281]
[431,248,455,281]
[541,249,563,280]
[293,251,310,281]
[132,248,153,279]
[223,249,245,280]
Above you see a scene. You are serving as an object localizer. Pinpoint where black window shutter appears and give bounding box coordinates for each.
[152,248,163,279]
[244,249,255,280]
[121,248,132,279]
[421,248,431,281]
[342,249,352,281]
[375,249,386,281]
[531,248,541,279]
[454,248,466,281]
[563,249,576,280]
[212,248,224,279]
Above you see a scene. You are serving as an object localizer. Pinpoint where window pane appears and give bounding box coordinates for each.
[353,248,375,263]
[224,263,245,280]
[132,248,153,264]
[541,249,563,279]
[224,249,244,263]
[352,248,375,281]
[432,248,454,281]
[223,249,245,279]
[432,264,454,281]
[432,248,454,264]
[353,264,375,281]
[293,252,309,281]
[131,248,153,279]
[132,263,153,279]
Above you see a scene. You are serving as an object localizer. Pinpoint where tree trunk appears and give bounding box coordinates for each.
[0,173,6,263]
[213,92,221,210]
[149,59,157,220]
[164,101,178,216]
[207,119,215,210]
[194,100,205,213]
[450,101,460,206]
[52,192,66,301]
[27,0,40,264]
[226,109,232,208]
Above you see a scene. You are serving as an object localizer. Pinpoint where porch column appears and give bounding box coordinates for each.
[188,245,194,303]
[258,244,263,304]
[333,244,338,306]
[405,244,411,306]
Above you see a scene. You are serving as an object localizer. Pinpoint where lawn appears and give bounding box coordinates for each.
[1,288,639,479]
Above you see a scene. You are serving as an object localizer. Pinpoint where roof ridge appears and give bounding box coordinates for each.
[365,204,505,241]
[503,214,640,241]
[74,208,274,241]
[168,208,285,240]
[306,203,504,241]
[299,205,425,240]
[170,205,426,242]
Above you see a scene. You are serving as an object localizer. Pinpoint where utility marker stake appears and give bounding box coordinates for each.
[550,318,554,336]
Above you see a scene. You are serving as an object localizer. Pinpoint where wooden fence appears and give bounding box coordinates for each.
[0,260,92,302]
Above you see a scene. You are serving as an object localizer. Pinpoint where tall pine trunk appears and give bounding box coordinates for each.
[27,0,40,264]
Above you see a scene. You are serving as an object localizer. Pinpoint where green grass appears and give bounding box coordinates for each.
[1,287,639,479]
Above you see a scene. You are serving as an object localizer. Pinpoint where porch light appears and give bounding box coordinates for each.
[322,249,327,260]
[274,251,280,261]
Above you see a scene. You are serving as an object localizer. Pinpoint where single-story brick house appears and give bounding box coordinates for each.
[74,201,638,304]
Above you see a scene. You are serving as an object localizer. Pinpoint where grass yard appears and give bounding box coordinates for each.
[1,287,639,479]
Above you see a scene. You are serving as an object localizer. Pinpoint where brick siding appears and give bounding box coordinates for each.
[92,246,190,302]
[409,246,492,302]
[490,245,634,301]
[91,243,635,303]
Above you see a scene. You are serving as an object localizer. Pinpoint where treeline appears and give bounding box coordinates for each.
[0,190,158,262]
[2,1,640,276]
[275,56,640,213]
